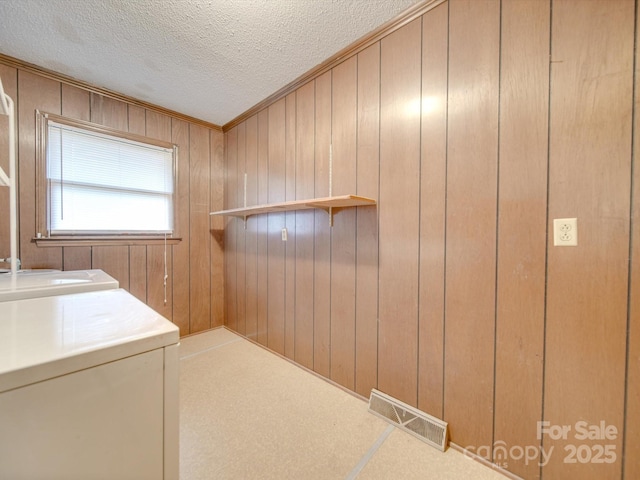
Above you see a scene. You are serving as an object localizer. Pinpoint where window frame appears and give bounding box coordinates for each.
[35,111,180,245]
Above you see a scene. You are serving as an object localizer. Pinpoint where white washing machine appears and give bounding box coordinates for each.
[0,288,179,480]
[0,269,119,302]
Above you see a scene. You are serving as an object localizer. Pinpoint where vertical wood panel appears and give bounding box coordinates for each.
[129,245,147,303]
[146,110,171,141]
[92,246,130,291]
[314,71,332,378]
[378,18,422,406]
[90,94,128,130]
[95,95,130,285]
[189,124,211,333]
[625,3,640,477]
[147,244,172,320]
[60,83,92,272]
[86,94,131,288]
[0,65,16,265]
[256,110,269,346]
[61,84,90,121]
[284,92,297,359]
[355,43,381,399]
[62,247,92,271]
[544,1,633,478]
[210,129,225,328]
[172,119,191,335]
[493,1,549,478]
[444,0,500,452]
[267,99,286,354]
[244,115,259,340]
[418,3,448,419]
[294,82,316,370]
[146,111,173,320]
[330,57,357,390]
[18,71,62,269]
[235,123,247,335]
[128,105,146,135]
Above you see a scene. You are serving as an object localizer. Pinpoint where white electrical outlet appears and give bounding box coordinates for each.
[553,218,578,246]
[281,228,288,242]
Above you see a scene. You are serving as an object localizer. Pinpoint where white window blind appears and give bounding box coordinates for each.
[46,121,175,235]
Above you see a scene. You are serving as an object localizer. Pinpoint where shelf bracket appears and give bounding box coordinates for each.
[329,207,346,226]
[316,206,345,227]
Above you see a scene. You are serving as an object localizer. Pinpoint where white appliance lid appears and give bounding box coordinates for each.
[0,288,179,392]
[0,269,119,302]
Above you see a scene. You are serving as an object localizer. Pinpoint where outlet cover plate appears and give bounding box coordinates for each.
[553,218,578,246]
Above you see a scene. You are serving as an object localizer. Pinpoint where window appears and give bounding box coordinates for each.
[36,112,177,239]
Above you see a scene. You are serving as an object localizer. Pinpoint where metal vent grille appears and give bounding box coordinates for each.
[368,389,448,451]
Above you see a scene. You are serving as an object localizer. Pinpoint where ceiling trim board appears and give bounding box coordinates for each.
[222,0,446,132]
[0,52,223,132]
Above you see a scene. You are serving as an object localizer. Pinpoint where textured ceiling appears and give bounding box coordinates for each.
[0,0,419,126]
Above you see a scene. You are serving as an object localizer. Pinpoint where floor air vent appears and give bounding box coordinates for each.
[368,389,448,451]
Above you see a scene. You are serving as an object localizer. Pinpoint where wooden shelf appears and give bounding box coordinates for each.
[209,194,376,226]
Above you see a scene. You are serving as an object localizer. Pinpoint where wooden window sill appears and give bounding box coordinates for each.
[34,236,182,247]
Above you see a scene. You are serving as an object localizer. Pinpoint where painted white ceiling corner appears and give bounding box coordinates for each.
[0,0,420,126]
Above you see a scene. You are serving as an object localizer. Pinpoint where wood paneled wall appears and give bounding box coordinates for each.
[0,61,224,336]
[224,1,639,479]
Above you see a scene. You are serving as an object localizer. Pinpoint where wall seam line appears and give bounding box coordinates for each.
[621,0,639,478]
[539,1,555,478]
[376,32,382,397]
[441,0,451,423]
[491,0,504,463]
[416,13,424,409]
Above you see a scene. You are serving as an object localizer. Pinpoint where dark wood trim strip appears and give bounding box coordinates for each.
[0,53,223,132]
[222,0,446,132]
[35,237,182,247]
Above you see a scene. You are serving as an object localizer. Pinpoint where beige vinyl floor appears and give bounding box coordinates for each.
[179,327,507,480]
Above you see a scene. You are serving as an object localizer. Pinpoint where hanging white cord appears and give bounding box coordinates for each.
[163,232,168,305]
